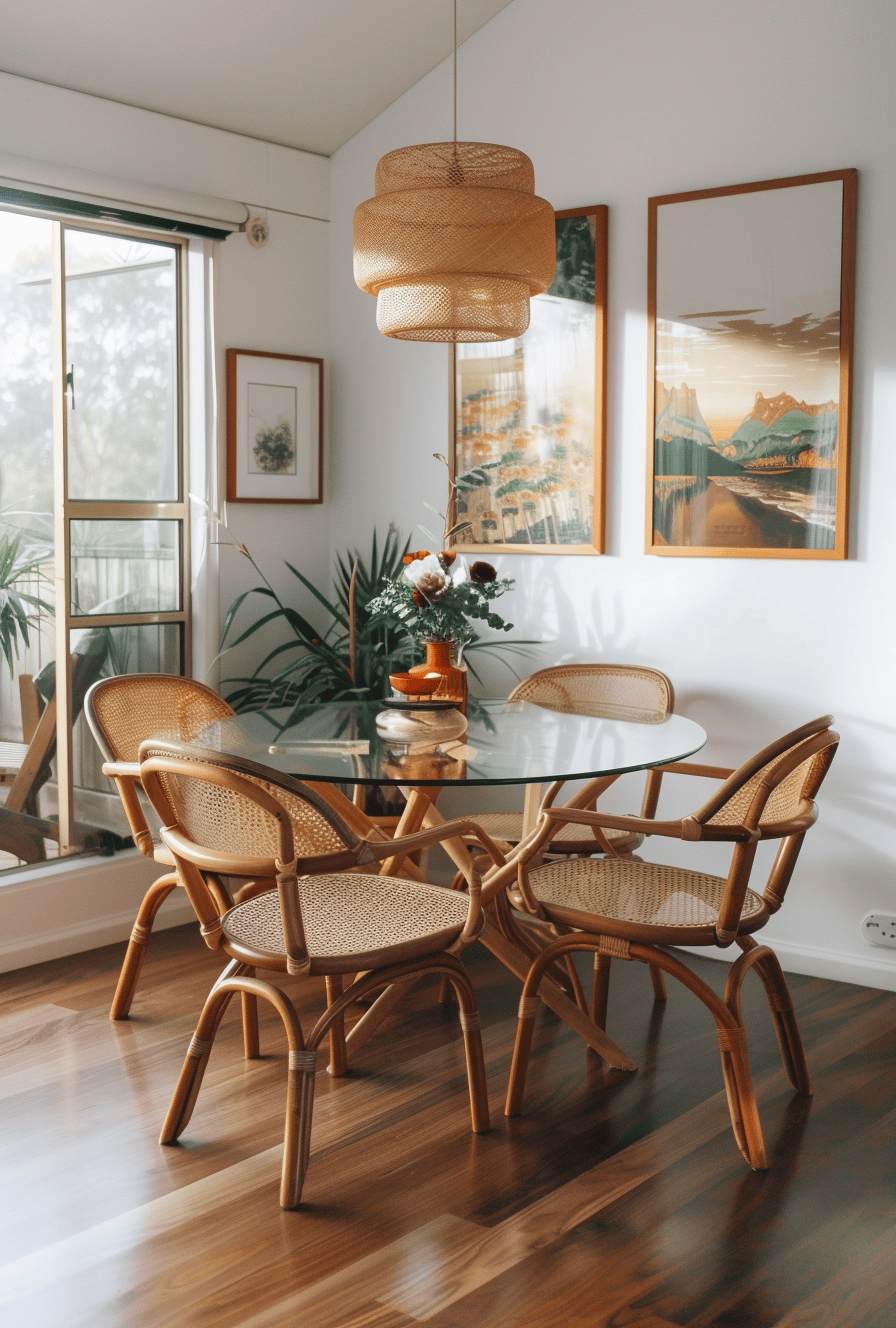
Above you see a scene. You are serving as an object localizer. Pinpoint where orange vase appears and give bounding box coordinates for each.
[409,639,467,713]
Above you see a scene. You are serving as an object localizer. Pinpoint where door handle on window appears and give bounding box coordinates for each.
[66,365,75,410]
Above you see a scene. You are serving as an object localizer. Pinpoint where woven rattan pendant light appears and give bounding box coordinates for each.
[352,4,555,342]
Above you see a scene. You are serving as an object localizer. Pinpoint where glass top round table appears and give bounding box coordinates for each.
[181,699,707,788]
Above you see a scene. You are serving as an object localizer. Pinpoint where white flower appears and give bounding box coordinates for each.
[403,553,447,589]
[402,553,470,591]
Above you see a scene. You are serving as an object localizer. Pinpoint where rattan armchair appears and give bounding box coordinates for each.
[468,664,674,858]
[138,739,505,1209]
[501,714,839,1171]
[85,674,236,1021]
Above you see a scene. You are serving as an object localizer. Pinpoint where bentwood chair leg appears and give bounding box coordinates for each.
[241,972,260,1060]
[309,956,491,1136]
[161,982,240,1144]
[162,974,314,1209]
[441,960,491,1134]
[591,954,611,1029]
[648,964,667,1001]
[505,938,574,1117]
[325,975,348,1077]
[620,941,768,1171]
[282,1047,318,1209]
[564,953,589,1013]
[727,940,812,1096]
[716,1023,767,1170]
[506,990,539,1116]
[109,872,179,1020]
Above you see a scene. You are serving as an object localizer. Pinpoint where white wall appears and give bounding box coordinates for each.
[329,0,896,988]
[0,72,332,967]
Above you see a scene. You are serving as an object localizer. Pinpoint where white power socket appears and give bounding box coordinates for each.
[861,913,896,949]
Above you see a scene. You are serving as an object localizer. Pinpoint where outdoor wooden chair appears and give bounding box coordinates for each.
[500,714,839,1170]
[0,631,112,863]
[85,674,237,1022]
[138,739,504,1209]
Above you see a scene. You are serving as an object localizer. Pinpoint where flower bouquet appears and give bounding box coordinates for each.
[366,549,513,646]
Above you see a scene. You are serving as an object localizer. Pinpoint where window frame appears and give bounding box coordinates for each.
[40,214,191,852]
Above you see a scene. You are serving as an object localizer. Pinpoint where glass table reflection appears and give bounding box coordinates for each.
[184,698,707,791]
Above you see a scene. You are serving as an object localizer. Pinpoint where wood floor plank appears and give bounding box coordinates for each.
[3,927,896,1328]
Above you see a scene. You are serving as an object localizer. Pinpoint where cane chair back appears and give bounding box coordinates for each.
[84,674,236,1021]
[504,715,839,1173]
[509,663,674,724]
[87,673,234,766]
[468,663,675,858]
[137,741,496,1208]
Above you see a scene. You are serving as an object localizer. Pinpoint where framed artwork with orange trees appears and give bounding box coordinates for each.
[450,205,608,555]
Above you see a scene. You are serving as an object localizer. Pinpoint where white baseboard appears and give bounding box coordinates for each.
[677,934,896,992]
[3,852,894,993]
[0,849,195,974]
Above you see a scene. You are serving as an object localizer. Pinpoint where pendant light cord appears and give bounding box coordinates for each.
[453,0,457,142]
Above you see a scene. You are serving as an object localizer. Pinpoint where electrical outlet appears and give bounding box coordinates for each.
[862,913,896,949]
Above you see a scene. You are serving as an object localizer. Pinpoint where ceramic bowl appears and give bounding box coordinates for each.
[388,671,442,699]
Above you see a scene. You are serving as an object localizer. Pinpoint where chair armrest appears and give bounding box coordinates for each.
[362,817,508,871]
[101,760,141,780]
[542,805,757,844]
[654,760,735,779]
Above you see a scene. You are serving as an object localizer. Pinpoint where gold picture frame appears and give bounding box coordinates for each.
[647,169,857,558]
[450,205,608,555]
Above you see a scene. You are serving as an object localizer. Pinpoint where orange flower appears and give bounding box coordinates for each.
[440,550,457,565]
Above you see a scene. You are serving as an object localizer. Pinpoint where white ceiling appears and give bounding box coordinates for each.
[0,0,515,158]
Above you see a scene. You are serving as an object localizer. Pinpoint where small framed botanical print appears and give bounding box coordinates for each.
[226,349,323,504]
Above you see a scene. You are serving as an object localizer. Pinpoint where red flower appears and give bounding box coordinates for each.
[470,560,497,584]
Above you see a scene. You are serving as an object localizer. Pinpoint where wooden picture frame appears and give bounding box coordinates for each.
[226,348,323,504]
[647,169,857,558]
[449,205,608,555]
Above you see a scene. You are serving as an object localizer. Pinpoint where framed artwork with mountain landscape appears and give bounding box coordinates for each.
[450,205,608,555]
[647,170,856,558]
[226,348,323,504]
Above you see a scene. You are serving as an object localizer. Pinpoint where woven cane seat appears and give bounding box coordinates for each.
[525,857,768,945]
[223,873,472,973]
[470,812,642,855]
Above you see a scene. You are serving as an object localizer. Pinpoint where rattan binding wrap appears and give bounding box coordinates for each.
[353,142,556,342]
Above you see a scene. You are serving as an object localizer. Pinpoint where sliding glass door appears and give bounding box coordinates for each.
[0,209,190,866]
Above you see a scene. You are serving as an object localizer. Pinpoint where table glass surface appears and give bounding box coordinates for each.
[170,700,707,788]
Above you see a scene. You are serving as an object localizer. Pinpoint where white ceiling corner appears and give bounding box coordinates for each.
[0,0,516,157]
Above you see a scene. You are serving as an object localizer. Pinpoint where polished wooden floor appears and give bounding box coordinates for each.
[2,922,895,1327]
